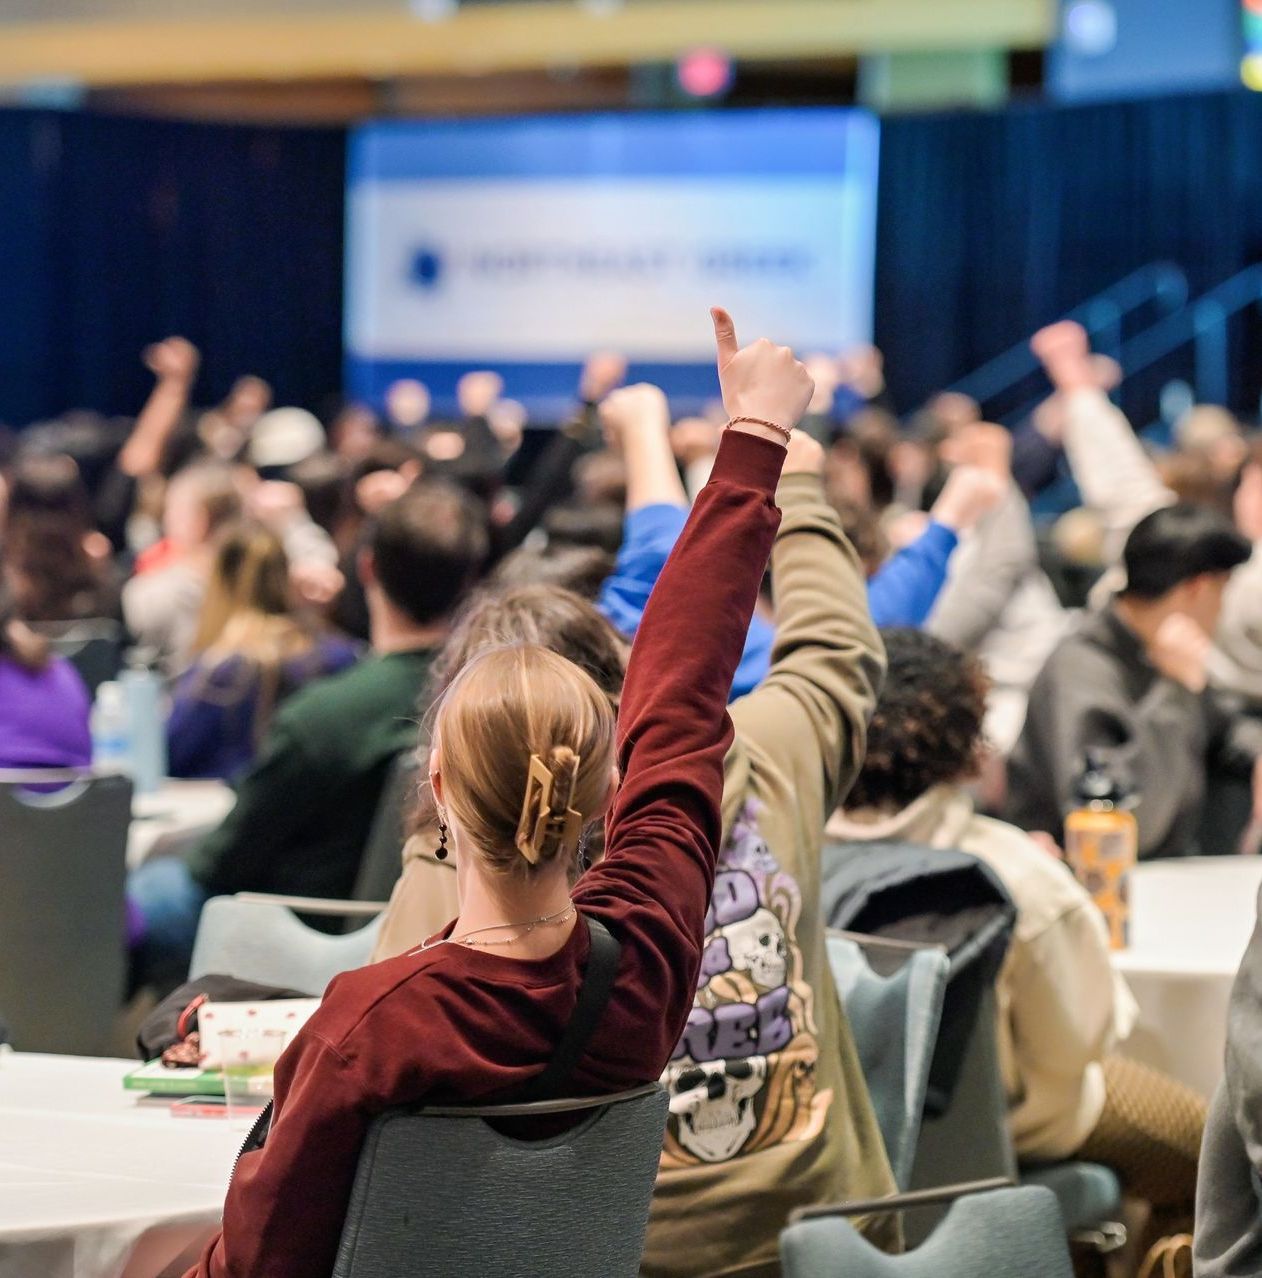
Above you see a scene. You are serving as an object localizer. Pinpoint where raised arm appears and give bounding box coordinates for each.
[1032,321,1173,561]
[120,338,199,478]
[97,338,199,548]
[574,310,812,1019]
[490,352,626,561]
[730,432,885,819]
[868,464,1002,628]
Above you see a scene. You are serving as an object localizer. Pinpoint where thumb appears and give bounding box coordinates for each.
[711,307,738,368]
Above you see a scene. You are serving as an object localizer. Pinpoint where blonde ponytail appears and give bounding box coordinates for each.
[434,645,615,878]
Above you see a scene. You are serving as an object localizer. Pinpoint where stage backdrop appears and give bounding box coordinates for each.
[345,109,880,417]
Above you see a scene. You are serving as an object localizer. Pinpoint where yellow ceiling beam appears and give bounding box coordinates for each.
[0,0,1053,87]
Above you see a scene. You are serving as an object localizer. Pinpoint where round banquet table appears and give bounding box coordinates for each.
[0,1052,239,1278]
[127,781,235,871]
[1110,857,1262,1100]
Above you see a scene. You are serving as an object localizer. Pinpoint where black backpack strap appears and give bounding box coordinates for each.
[492,913,621,1105]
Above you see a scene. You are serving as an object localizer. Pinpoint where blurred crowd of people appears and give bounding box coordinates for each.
[8,312,1262,1276]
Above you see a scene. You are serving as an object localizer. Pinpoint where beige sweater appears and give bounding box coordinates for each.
[828,785,1138,1161]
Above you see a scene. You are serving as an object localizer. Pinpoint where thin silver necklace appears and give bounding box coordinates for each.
[415,901,576,952]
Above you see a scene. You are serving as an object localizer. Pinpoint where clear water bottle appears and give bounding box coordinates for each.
[91,680,133,776]
[121,667,166,794]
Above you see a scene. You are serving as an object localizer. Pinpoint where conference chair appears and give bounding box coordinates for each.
[332,1084,669,1278]
[348,752,420,909]
[31,617,125,696]
[779,1182,1074,1278]
[0,770,132,1054]
[189,894,383,996]
[908,985,1125,1254]
[825,931,949,1191]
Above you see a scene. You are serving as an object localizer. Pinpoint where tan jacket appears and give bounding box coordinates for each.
[828,786,1138,1161]
[373,473,897,1276]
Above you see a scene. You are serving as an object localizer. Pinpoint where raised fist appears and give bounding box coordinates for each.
[783,430,826,476]
[599,383,670,451]
[803,354,841,416]
[1030,321,1094,392]
[711,307,814,439]
[580,351,628,404]
[1150,612,1211,694]
[930,464,1006,533]
[143,336,200,385]
[457,371,504,420]
[941,421,1013,479]
[671,417,722,467]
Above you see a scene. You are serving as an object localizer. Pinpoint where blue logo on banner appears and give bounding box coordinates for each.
[410,247,444,290]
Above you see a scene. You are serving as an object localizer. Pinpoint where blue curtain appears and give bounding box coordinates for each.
[0,109,345,426]
[6,92,1262,427]
[876,89,1262,418]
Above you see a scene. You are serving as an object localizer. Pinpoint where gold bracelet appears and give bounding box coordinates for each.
[726,416,793,445]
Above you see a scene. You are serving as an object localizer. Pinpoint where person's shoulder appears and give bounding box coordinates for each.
[305,946,452,1050]
[50,655,91,712]
[1030,610,1125,683]
[963,814,1093,927]
[272,651,382,723]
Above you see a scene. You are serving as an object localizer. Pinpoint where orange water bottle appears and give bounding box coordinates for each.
[1063,750,1138,950]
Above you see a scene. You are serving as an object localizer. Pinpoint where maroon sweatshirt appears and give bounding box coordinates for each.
[187,430,785,1278]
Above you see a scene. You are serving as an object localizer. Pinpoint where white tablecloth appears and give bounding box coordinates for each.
[1110,858,1262,1100]
[127,782,234,870]
[0,1052,239,1278]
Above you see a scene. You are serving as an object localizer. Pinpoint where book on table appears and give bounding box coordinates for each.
[124,1059,225,1097]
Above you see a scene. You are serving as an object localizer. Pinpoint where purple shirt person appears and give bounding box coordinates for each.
[0,652,92,770]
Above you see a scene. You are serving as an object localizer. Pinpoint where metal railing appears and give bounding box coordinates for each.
[947,261,1188,413]
[1118,263,1262,406]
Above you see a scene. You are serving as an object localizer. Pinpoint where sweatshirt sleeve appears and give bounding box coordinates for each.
[730,471,885,822]
[597,500,776,700]
[1061,388,1174,563]
[927,485,1037,653]
[573,430,784,1052]
[597,503,688,638]
[1009,900,1121,1088]
[867,520,958,628]
[187,1028,367,1278]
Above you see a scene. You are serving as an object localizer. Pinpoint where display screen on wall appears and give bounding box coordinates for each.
[345,109,880,418]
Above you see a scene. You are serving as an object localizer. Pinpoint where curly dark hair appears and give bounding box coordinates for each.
[844,628,990,812]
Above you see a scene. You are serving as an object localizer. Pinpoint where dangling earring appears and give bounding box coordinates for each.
[436,812,450,862]
[577,832,591,875]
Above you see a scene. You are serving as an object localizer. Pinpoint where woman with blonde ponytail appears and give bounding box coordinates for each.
[186,309,815,1278]
[167,521,359,780]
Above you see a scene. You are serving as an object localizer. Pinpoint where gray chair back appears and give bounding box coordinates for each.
[780,1184,1074,1278]
[908,984,1121,1246]
[332,1084,668,1278]
[350,752,419,906]
[0,771,132,1053]
[190,894,382,995]
[826,931,949,1191]
[31,618,125,695]
[910,984,1017,1200]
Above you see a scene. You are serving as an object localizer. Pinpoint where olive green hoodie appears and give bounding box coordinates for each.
[642,472,895,1277]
